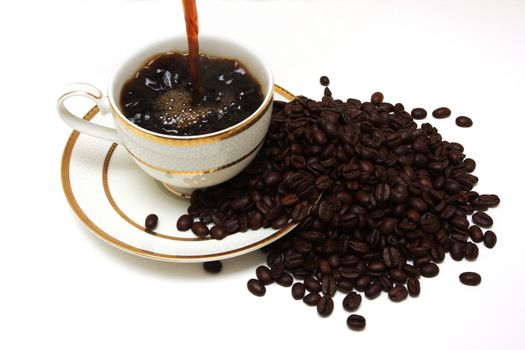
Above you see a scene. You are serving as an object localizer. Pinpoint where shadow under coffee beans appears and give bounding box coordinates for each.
[120,52,263,136]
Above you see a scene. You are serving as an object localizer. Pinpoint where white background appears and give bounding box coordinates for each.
[1,0,525,349]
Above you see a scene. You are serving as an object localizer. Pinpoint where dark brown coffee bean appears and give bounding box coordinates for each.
[455,116,473,127]
[317,295,334,316]
[459,272,481,286]
[383,247,400,268]
[304,276,322,293]
[280,194,300,206]
[343,292,362,311]
[320,76,330,86]
[321,275,337,296]
[263,172,282,188]
[468,225,484,243]
[389,269,408,283]
[465,242,479,260]
[407,278,420,297]
[388,284,408,302]
[145,214,158,231]
[420,263,440,278]
[303,292,321,306]
[375,183,391,203]
[256,266,273,285]
[248,211,264,230]
[176,214,192,231]
[371,92,384,105]
[292,282,306,300]
[203,261,222,273]
[411,108,427,120]
[277,272,294,287]
[191,222,209,237]
[315,175,334,190]
[231,196,250,210]
[432,107,451,119]
[347,314,366,331]
[478,194,500,207]
[365,282,382,299]
[483,230,497,248]
[472,211,493,227]
[247,279,266,296]
[270,262,285,279]
[209,225,227,240]
[450,242,465,261]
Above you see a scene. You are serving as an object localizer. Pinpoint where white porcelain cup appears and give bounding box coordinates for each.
[57,35,274,197]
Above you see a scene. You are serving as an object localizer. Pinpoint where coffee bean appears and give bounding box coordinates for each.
[270,262,285,279]
[203,260,222,273]
[371,92,384,106]
[472,211,493,227]
[145,214,158,231]
[483,230,497,248]
[315,175,334,190]
[383,247,400,268]
[456,116,473,127]
[256,266,273,285]
[432,107,451,119]
[304,276,322,293]
[303,292,321,306]
[420,263,439,278]
[465,242,479,260]
[347,314,366,331]
[468,225,484,243]
[277,272,294,287]
[342,291,362,311]
[247,279,266,296]
[176,214,193,231]
[191,222,209,237]
[459,272,481,286]
[478,194,500,207]
[388,284,408,302]
[407,278,420,297]
[320,76,330,86]
[365,282,382,299]
[317,295,334,316]
[209,225,227,240]
[321,275,337,296]
[411,108,427,120]
[292,282,306,300]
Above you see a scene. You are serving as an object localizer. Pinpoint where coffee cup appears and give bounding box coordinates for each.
[57,35,274,198]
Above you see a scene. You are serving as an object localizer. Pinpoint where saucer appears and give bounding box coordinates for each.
[61,84,296,262]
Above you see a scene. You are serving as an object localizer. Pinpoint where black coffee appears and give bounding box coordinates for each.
[120,52,263,136]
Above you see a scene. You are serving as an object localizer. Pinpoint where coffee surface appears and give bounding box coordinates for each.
[120,52,263,136]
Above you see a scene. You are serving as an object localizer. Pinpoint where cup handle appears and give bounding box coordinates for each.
[57,83,119,143]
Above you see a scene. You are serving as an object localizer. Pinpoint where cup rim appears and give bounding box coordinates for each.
[107,34,274,144]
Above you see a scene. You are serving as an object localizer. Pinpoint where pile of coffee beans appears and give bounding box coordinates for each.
[177,78,498,330]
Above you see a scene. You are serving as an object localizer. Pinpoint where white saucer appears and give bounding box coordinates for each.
[61,84,297,263]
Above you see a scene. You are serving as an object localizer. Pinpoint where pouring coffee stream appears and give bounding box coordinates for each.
[182,0,204,102]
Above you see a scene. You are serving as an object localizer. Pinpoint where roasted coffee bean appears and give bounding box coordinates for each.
[371,92,384,105]
[191,222,209,237]
[411,108,427,120]
[432,107,451,119]
[321,275,337,296]
[478,194,500,207]
[304,276,322,293]
[347,314,366,331]
[337,279,355,293]
[315,175,334,190]
[270,262,285,279]
[203,260,222,273]
[468,225,484,243]
[450,242,465,261]
[292,282,306,300]
[365,282,382,299]
[484,230,497,248]
[209,225,227,240]
[303,292,321,306]
[388,284,408,302]
[420,263,440,278]
[145,214,158,231]
[375,183,391,203]
[407,278,420,297]
[256,266,273,285]
[277,272,294,287]
[247,279,266,296]
[389,269,408,283]
[465,242,479,260]
[472,212,493,227]
[459,272,481,286]
[383,247,400,268]
[231,196,251,210]
[176,214,193,231]
[455,116,473,128]
[317,295,334,316]
[343,292,362,311]
[280,194,300,206]
[320,76,330,86]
